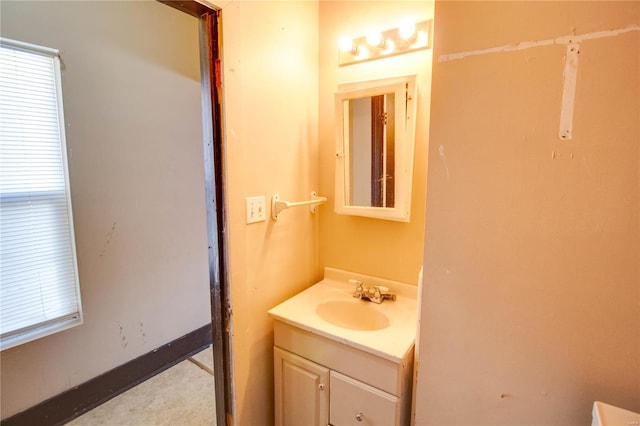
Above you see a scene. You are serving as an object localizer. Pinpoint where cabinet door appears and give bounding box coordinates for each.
[330,371,400,426]
[274,347,330,426]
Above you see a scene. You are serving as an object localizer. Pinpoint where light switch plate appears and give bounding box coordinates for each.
[246,196,266,224]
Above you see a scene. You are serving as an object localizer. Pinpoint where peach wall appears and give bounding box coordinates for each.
[0,1,209,418]
[415,2,639,424]
[220,2,320,424]
[318,1,434,286]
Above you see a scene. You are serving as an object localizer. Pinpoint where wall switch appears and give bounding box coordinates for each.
[246,196,266,224]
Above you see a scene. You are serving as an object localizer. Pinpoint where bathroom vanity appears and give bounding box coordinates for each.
[268,268,417,426]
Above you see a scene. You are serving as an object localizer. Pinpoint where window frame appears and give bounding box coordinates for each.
[0,37,83,351]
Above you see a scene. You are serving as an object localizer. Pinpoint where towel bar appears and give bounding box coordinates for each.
[271,191,327,221]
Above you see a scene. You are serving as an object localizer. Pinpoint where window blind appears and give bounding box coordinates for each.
[0,38,82,350]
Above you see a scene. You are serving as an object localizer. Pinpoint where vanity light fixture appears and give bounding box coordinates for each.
[338,19,431,66]
[338,36,359,56]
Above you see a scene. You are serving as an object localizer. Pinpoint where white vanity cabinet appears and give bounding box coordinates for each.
[268,268,418,426]
[273,321,413,426]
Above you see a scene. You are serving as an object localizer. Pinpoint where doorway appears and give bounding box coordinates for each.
[160,3,233,426]
[0,1,232,425]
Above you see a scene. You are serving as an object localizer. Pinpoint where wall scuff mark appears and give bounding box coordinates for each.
[438,145,450,180]
[98,221,118,257]
[118,322,128,350]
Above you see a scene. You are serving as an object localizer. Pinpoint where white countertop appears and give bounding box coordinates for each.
[268,267,418,363]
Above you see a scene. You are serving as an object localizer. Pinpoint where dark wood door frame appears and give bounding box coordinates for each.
[371,95,384,207]
[160,3,233,426]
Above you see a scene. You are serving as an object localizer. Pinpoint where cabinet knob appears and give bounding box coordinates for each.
[355,412,364,422]
[318,383,325,391]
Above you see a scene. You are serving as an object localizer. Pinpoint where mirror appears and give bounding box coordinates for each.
[335,75,417,222]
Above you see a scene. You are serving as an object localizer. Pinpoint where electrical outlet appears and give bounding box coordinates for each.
[246,196,266,224]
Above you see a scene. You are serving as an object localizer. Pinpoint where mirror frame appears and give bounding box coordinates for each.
[334,75,417,222]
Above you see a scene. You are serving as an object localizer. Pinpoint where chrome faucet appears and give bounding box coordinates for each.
[350,279,396,304]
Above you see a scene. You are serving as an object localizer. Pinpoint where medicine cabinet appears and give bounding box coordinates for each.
[334,75,417,222]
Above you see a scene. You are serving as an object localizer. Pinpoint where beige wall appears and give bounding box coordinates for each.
[318,1,434,286]
[220,2,320,424]
[415,1,640,424]
[0,1,210,418]
[220,2,433,423]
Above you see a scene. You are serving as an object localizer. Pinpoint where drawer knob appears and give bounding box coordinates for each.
[355,412,364,422]
[318,383,325,391]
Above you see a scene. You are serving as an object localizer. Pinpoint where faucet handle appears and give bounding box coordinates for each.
[349,279,363,288]
[375,285,397,301]
[350,279,364,298]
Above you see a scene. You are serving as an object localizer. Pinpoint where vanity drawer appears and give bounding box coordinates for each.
[329,371,400,426]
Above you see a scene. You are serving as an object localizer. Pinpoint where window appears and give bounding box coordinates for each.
[0,37,82,350]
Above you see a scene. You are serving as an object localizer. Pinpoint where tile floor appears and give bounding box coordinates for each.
[67,346,216,425]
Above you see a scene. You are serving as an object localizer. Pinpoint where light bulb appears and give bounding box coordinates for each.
[366,30,386,49]
[417,30,428,47]
[398,21,417,41]
[338,36,358,55]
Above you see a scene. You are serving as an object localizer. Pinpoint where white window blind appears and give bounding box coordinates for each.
[0,37,82,351]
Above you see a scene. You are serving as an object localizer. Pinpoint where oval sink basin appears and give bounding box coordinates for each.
[316,300,390,331]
